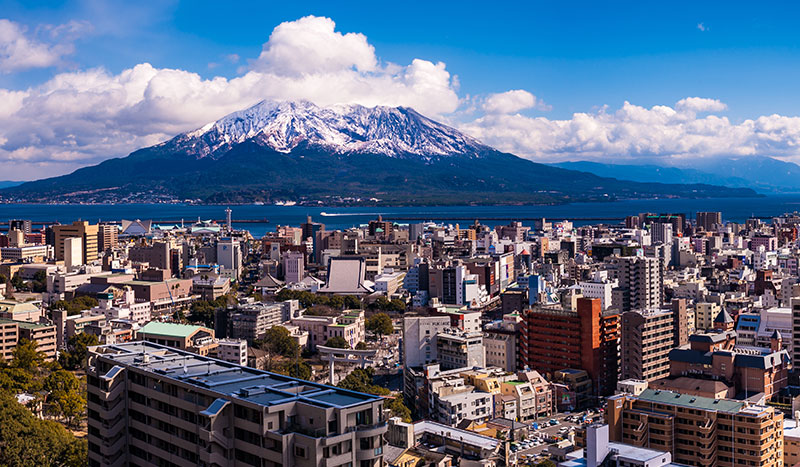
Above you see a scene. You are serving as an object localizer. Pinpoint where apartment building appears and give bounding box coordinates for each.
[521,298,620,396]
[606,389,784,467]
[621,308,675,382]
[87,341,387,467]
[696,302,721,331]
[435,329,485,370]
[608,255,663,312]
[483,313,520,372]
[52,221,99,263]
[499,371,553,422]
[402,315,451,368]
[0,319,56,360]
[291,310,366,350]
[229,302,285,341]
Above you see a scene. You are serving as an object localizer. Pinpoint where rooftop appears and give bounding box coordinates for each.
[92,341,383,409]
[138,321,205,338]
[637,388,746,414]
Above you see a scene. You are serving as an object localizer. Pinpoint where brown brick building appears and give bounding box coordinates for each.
[607,389,783,467]
[520,298,620,396]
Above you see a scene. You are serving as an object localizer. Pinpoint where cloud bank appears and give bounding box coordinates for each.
[1,14,800,179]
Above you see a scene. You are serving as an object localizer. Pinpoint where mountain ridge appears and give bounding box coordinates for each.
[1,100,758,205]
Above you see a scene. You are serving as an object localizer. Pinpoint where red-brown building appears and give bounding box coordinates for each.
[520,298,620,396]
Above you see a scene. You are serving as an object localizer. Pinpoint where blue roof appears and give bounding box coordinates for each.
[94,341,383,410]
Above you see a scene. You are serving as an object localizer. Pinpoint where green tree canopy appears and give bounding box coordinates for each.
[11,339,44,373]
[355,341,368,350]
[58,332,100,371]
[0,391,86,466]
[51,296,98,315]
[366,313,394,336]
[324,336,349,349]
[337,368,410,421]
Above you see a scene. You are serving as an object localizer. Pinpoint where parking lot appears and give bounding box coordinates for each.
[508,409,605,465]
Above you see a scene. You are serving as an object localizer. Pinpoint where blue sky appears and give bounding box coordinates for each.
[2,0,800,178]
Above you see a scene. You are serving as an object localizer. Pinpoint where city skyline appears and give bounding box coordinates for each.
[3,1,800,178]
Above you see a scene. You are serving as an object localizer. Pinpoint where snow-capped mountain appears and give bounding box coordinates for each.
[163,100,489,159]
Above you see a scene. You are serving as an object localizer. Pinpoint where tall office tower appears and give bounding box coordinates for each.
[621,309,675,381]
[650,222,673,245]
[521,298,620,396]
[301,216,325,263]
[696,211,722,232]
[97,223,119,252]
[217,238,243,279]
[9,219,32,234]
[52,221,99,263]
[670,298,689,346]
[87,342,387,467]
[610,256,663,312]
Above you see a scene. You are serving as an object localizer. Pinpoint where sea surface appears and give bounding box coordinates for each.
[0,195,797,237]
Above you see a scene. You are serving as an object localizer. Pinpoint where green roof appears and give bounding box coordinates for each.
[139,322,202,338]
[637,389,745,414]
[505,381,527,386]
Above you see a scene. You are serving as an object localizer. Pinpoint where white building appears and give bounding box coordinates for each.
[64,237,83,270]
[402,315,451,368]
[282,250,305,284]
[215,339,248,366]
[579,271,618,310]
[217,238,242,280]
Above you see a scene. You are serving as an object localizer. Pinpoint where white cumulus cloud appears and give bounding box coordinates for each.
[460,98,800,164]
[482,89,545,114]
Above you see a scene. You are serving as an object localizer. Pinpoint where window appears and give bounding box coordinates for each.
[295,445,307,458]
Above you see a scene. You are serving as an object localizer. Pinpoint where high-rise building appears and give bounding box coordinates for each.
[301,216,325,263]
[52,221,99,263]
[217,238,242,279]
[521,298,620,396]
[87,341,387,467]
[620,308,675,382]
[606,389,783,467]
[609,256,663,312]
[696,211,722,231]
[97,223,119,252]
[9,219,32,234]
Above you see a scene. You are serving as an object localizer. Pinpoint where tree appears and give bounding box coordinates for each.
[366,313,394,337]
[386,396,412,422]
[31,270,47,293]
[355,341,368,350]
[324,336,349,349]
[344,295,362,309]
[0,391,85,466]
[277,359,312,380]
[254,326,300,371]
[10,273,25,291]
[337,368,389,395]
[536,461,557,467]
[51,390,85,427]
[51,296,98,315]
[11,339,43,373]
[58,333,100,371]
[43,370,81,394]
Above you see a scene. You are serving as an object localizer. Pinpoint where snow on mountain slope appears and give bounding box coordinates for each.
[163,100,490,159]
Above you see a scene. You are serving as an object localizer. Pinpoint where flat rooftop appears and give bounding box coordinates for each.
[92,341,382,410]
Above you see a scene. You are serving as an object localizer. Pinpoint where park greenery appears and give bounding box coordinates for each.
[366,312,394,337]
[187,295,233,327]
[0,339,87,466]
[58,333,100,371]
[275,289,362,310]
[324,336,349,349]
[337,368,411,422]
[51,295,99,315]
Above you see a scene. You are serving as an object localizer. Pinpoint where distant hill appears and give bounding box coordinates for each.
[553,157,800,193]
[0,181,24,189]
[1,100,757,205]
